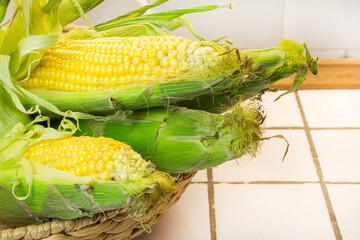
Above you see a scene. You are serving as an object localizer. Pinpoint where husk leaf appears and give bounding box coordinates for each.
[77,102,264,173]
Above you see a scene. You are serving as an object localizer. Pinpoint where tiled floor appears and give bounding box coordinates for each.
[135,89,360,240]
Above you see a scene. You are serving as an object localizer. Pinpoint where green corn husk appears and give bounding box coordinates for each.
[19,38,316,119]
[76,102,264,174]
[0,0,10,23]
[58,0,105,27]
[0,118,174,227]
[174,39,318,113]
[0,85,30,138]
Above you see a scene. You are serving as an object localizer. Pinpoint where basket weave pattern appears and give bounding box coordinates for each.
[0,172,195,240]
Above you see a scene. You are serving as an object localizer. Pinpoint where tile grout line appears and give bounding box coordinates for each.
[295,91,342,240]
[265,127,304,130]
[206,168,217,240]
[265,127,360,130]
[192,181,360,185]
[280,0,286,38]
[309,127,360,130]
[213,181,319,184]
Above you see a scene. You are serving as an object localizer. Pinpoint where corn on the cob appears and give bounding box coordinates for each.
[19,37,316,118]
[25,136,145,182]
[77,102,263,173]
[0,120,174,226]
[21,36,235,92]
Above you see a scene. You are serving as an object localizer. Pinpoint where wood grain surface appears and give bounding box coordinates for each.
[273,59,360,89]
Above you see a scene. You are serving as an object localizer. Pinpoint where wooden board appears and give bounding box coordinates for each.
[273,59,360,90]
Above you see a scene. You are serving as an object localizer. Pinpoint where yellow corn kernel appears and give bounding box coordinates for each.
[99,172,111,181]
[168,50,178,59]
[24,136,136,181]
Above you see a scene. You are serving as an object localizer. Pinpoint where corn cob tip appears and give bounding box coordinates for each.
[224,100,264,159]
[277,38,309,70]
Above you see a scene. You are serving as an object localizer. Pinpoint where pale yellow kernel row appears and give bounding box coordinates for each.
[55,37,189,55]
[40,53,186,71]
[32,59,186,79]
[45,45,187,64]
[60,36,190,47]
[58,42,181,54]
[22,71,185,92]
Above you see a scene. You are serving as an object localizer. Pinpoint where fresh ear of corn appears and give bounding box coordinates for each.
[19,35,239,115]
[24,136,142,181]
[18,37,316,118]
[21,36,236,92]
[0,119,174,227]
[77,102,263,174]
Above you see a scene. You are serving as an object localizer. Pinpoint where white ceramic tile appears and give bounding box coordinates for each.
[261,91,303,127]
[284,0,360,49]
[347,49,360,58]
[154,0,284,48]
[191,169,207,182]
[213,130,318,182]
[327,185,360,240]
[135,184,210,240]
[215,184,335,240]
[312,130,360,182]
[298,90,360,128]
[309,50,347,59]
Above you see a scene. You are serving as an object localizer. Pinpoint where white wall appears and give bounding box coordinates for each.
[4,0,360,58]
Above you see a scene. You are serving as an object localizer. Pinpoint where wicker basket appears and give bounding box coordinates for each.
[0,172,195,240]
